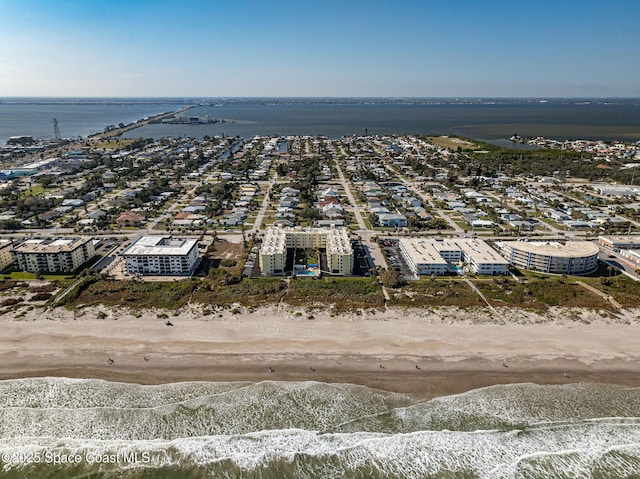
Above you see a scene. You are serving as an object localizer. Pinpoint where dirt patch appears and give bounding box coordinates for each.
[208,241,244,260]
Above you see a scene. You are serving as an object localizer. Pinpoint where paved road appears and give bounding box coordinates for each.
[335,162,367,230]
[334,162,391,269]
[598,244,640,281]
[251,174,278,233]
[357,230,389,271]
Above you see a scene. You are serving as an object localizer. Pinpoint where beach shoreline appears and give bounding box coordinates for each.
[1,304,639,399]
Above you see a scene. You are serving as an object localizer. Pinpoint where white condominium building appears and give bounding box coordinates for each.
[121,236,200,276]
[11,237,95,273]
[496,241,599,275]
[399,239,448,276]
[259,226,354,275]
[399,237,509,277]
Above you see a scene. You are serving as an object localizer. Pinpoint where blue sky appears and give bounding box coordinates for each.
[1,0,639,97]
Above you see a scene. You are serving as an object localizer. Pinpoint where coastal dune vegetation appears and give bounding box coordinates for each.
[48,268,640,314]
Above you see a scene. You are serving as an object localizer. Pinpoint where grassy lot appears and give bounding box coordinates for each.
[536,218,569,231]
[7,272,39,280]
[19,185,46,198]
[590,274,640,308]
[208,241,245,259]
[427,136,478,150]
[286,277,385,311]
[69,278,197,309]
[7,272,74,281]
[94,139,137,149]
[475,276,612,311]
[194,276,286,308]
[454,221,469,230]
[387,277,483,308]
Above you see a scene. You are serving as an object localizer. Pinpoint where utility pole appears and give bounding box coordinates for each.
[52,118,61,139]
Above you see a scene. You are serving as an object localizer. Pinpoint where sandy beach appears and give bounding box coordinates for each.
[1,304,639,399]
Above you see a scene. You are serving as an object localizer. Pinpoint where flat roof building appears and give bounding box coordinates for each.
[598,235,640,250]
[399,239,448,276]
[259,226,354,276]
[398,238,509,277]
[496,241,599,275]
[11,237,95,273]
[0,240,13,271]
[618,249,640,267]
[121,236,199,276]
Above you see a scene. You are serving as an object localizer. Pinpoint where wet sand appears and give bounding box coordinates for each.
[1,304,639,399]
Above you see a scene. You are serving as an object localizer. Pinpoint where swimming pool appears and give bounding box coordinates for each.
[296,271,319,277]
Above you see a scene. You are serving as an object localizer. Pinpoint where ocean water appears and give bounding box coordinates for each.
[2,98,640,147]
[1,378,640,478]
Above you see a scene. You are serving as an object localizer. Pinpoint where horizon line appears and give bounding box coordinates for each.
[2,95,640,100]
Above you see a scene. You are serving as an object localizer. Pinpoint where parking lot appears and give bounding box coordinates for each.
[381,239,415,279]
[352,240,372,276]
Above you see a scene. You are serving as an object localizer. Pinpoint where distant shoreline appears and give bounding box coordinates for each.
[2,305,639,399]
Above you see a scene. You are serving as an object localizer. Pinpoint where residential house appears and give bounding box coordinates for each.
[117,211,145,227]
[378,213,408,227]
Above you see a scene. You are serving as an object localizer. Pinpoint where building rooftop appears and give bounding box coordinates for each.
[599,235,640,246]
[399,239,448,266]
[122,236,198,256]
[261,228,287,255]
[400,238,508,266]
[260,226,353,256]
[12,237,92,254]
[455,238,509,265]
[498,241,599,257]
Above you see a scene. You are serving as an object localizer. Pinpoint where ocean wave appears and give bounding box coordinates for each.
[0,379,411,439]
[2,423,640,478]
[2,379,640,477]
[332,382,640,434]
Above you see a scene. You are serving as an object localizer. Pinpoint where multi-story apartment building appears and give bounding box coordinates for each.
[259,226,354,276]
[399,238,509,277]
[11,237,95,273]
[121,236,200,276]
[496,241,599,275]
[0,240,14,271]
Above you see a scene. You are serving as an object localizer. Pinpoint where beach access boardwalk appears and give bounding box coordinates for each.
[576,281,622,309]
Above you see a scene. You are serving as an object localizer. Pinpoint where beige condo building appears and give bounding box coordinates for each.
[0,240,13,271]
[259,226,354,275]
[11,237,95,273]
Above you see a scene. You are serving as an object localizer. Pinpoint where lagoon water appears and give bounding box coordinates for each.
[1,378,640,478]
[0,98,185,145]
[124,99,640,143]
[2,98,640,146]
